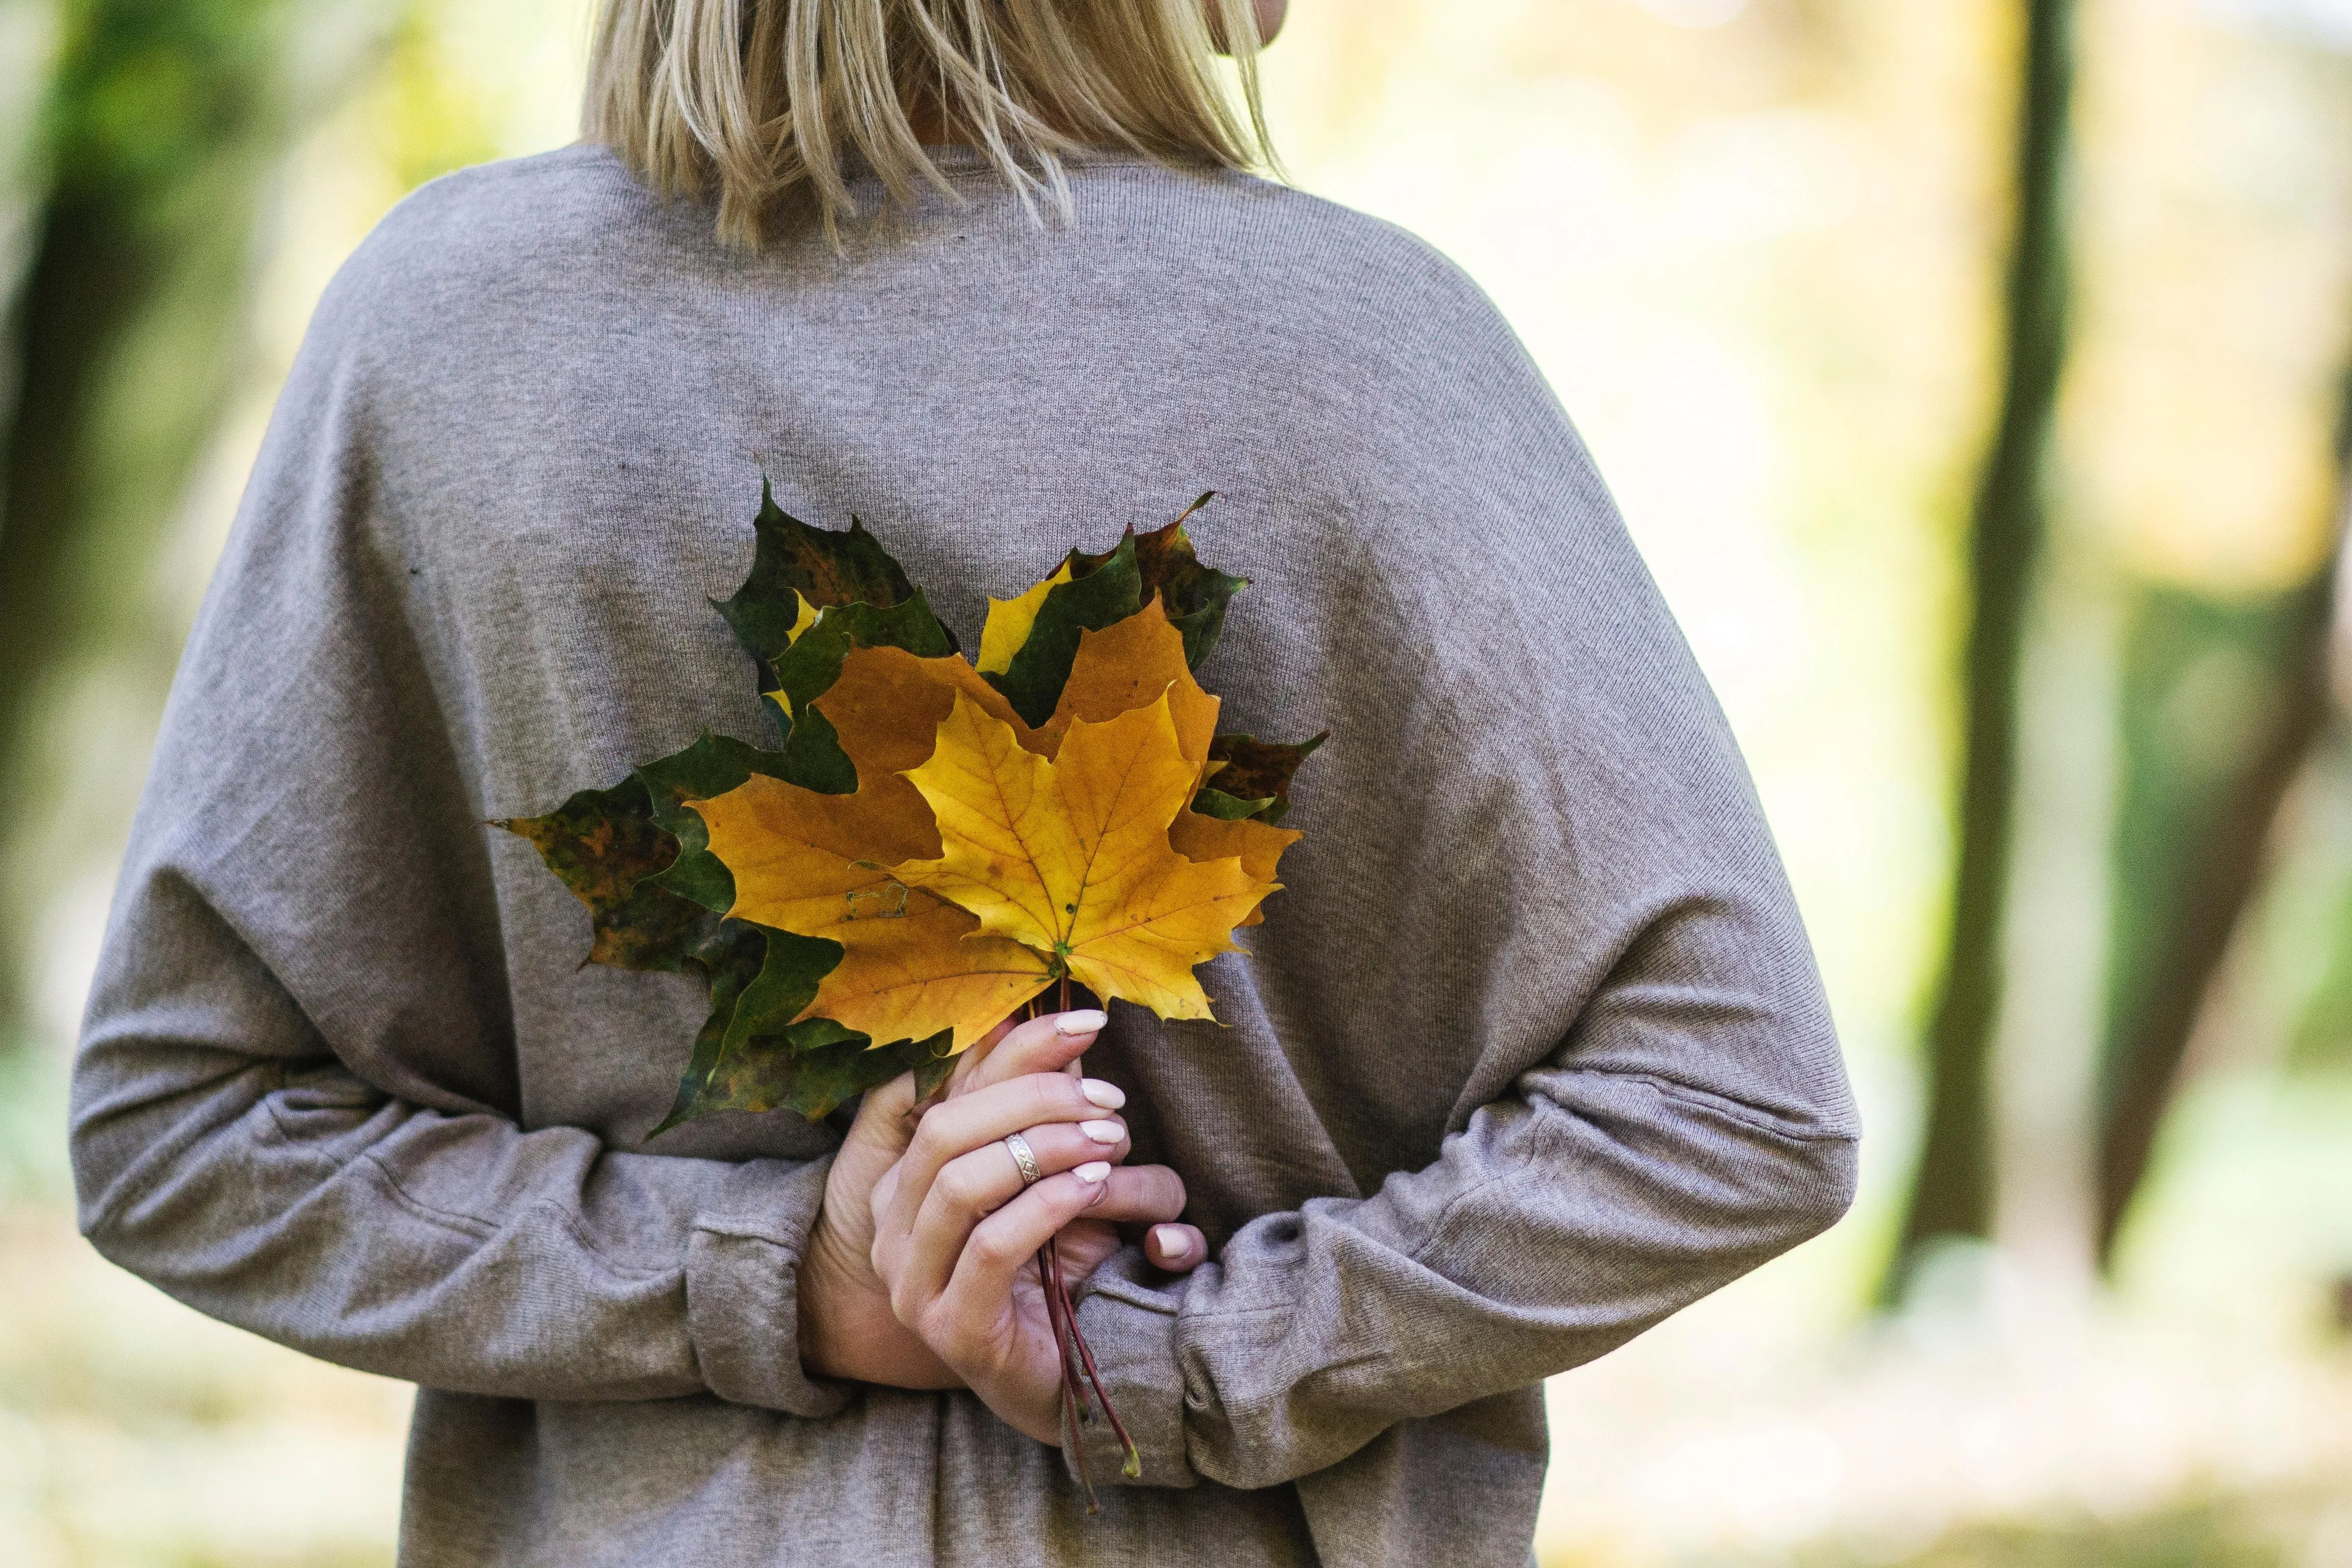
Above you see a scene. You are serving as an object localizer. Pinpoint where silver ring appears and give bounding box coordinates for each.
[1003,1132,1042,1187]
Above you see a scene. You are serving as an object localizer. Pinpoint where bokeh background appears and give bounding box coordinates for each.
[5,0,2352,1562]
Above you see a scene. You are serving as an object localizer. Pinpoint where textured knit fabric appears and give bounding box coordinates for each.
[69,144,1861,1568]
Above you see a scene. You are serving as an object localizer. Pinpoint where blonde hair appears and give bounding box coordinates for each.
[583,0,1276,247]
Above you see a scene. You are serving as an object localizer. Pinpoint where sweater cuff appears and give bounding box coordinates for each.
[1064,1248,1196,1489]
[684,1153,852,1418]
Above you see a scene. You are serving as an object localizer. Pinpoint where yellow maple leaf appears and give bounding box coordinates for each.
[1045,597,1297,927]
[693,647,1055,1051]
[1169,811,1301,930]
[894,691,1276,1021]
[1035,596,1219,775]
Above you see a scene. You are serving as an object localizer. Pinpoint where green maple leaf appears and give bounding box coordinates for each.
[712,478,920,698]
[1201,731,1327,825]
[505,484,972,1136]
[710,479,961,744]
[984,494,1248,727]
[986,533,1143,727]
[767,595,959,788]
[636,730,796,912]
[652,922,957,1132]
[501,753,953,1136]
[1075,492,1248,671]
[495,776,720,973]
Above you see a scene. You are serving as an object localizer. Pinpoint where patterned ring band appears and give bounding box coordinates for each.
[1003,1132,1042,1188]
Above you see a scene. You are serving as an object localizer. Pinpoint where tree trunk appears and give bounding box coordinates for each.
[2091,414,2348,1268]
[1883,0,2078,1302]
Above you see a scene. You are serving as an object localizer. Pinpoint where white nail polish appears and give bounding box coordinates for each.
[1081,1119,1124,1144]
[1153,1225,1189,1257]
[1056,1009,1110,1036]
[1074,1161,1111,1184]
[1081,1079,1126,1110]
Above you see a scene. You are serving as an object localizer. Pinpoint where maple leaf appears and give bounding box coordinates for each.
[496,774,720,973]
[1070,493,1248,670]
[982,532,1144,727]
[1199,731,1327,826]
[498,732,939,1131]
[504,478,971,1133]
[976,493,1247,727]
[652,920,957,1134]
[1169,811,1301,930]
[710,478,960,744]
[894,691,1277,1022]
[1035,596,1219,771]
[696,645,1059,1051]
[713,479,919,695]
[698,604,1246,1050]
[1039,600,1307,929]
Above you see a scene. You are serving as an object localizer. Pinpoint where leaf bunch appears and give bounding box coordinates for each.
[500,485,1321,1133]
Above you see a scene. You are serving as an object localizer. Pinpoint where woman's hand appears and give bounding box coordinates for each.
[799,1008,1203,1389]
[798,1063,963,1388]
[867,1012,1203,1444]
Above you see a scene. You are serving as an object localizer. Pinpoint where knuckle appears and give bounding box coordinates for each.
[968,1223,1016,1269]
[907,1117,949,1164]
[935,1161,985,1214]
[1023,1072,1077,1120]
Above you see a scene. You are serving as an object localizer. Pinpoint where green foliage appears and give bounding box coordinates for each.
[986,496,1250,727]
[495,778,714,974]
[0,0,388,1036]
[1190,787,1277,821]
[636,730,795,912]
[43,0,294,203]
[712,480,926,698]
[2101,585,2317,1093]
[768,595,958,728]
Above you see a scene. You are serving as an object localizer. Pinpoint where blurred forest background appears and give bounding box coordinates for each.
[5,0,2352,1563]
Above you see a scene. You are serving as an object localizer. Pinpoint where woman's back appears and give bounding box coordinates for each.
[72,142,1857,1567]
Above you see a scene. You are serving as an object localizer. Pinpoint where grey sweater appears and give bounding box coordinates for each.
[69,145,1859,1567]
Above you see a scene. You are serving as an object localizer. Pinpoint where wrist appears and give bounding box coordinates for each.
[800,1220,960,1388]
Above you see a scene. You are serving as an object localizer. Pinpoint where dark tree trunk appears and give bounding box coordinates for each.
[2092,431,2347,1269]
[1883,0,2079,1302]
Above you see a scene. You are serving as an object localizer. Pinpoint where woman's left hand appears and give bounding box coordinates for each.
[869,1017,1202,1444]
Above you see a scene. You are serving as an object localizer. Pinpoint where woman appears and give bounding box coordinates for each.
[69,2,1860,1563]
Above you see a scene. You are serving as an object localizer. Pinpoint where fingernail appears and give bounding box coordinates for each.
[1074,1161,1111,1184]
[1081,1079,1125,1110]
[1153,1225,1191,1259]
[1080,1119,1124,1144]
[1056,1009,1110,1037]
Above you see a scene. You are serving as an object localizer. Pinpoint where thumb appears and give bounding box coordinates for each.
[844,1070,923,1161]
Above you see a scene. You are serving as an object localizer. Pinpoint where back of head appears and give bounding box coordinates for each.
[583,0,1278,248]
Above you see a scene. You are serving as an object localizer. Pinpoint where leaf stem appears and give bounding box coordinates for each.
[1024,984,1136,1496]
[1040,1238,1095,1509]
